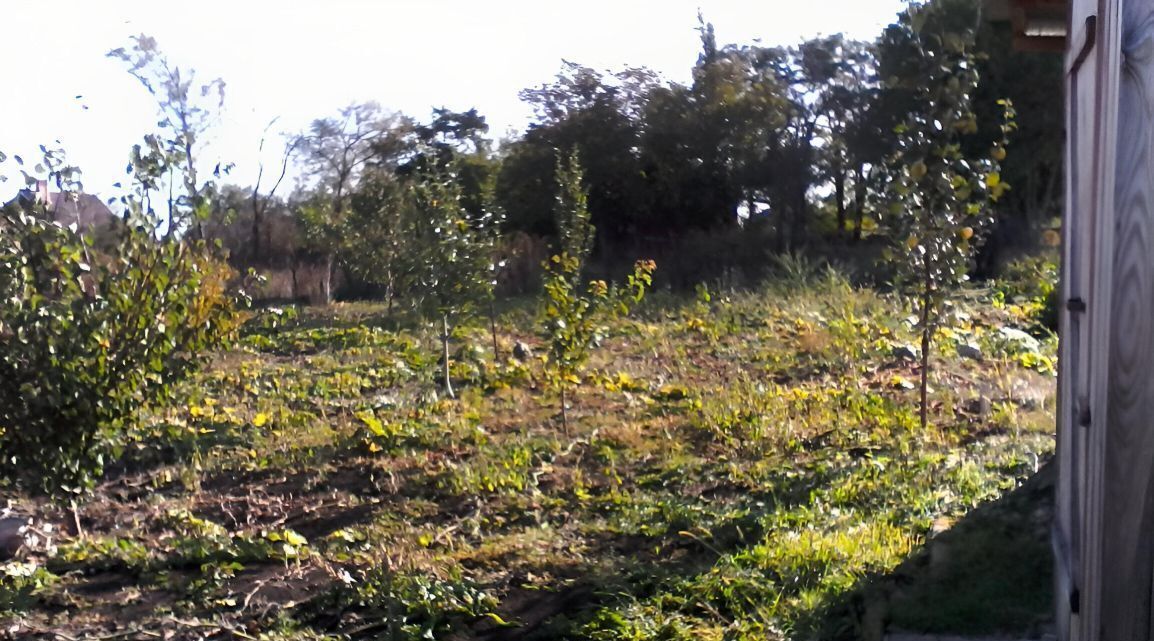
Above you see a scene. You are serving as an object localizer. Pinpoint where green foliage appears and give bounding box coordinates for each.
[341,171,417,303]
[971,21,1064,227]
[339,568,499,640]
[407,166,501,320]
[0,202,242,498]
[109,34,228,239]
[992,253,1059,333]
[245,304,301,337]
[4,277,1056,637]
[1,11,1067,639]
[884,0,1016,428]
[0,562,57,615]
[405,163,502,398]
[554,151,596,265]
[542,253,653,388]
[294,103,413,303]
[440,441,539,496]
[541,154,655,428]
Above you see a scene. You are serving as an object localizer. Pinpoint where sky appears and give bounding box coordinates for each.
[0,0,907,199]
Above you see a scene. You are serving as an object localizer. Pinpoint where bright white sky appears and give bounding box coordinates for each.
[0,0,906,199]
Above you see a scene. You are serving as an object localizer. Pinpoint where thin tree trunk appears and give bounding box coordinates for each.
[1024,170,1037,225]
[252,201,263,264]
[1040,164,1061,223]
[291,260,300,302]
[489,298,500,363]
[834,162,846,240]
[71,500,84,541]
[775,194,789,253]
[790,124,817,249]
[853,164,867,243]
[323,254,334,305]
[166,167,176,241]
[919,268,933,431]
[919,323,931,430]
[560,384,568,437]
[442,314,455,399]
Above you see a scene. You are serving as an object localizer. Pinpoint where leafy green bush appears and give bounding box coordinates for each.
[0,206,242,498]
[992,253,1059,333]
[345,568,499,640]
[0,561,56,615]
[884,0,1016,429]
[541,153,654,432]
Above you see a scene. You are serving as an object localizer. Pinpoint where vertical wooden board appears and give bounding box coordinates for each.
[1058,2,1100,637]
[1080,0,1121,639]
[1059,1,1114,639]
[1101,1,1154,638]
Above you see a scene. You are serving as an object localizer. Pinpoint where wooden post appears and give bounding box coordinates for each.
[1097,1,1154,638]
[1054,0,1154,638]
[1057,5,1103,639]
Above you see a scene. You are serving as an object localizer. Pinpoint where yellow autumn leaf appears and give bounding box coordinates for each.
[283,530,308,547]
[485,613,516,627]
[253,412,269,427]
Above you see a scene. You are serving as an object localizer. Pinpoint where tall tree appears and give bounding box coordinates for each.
[250,120,299,264]
[749,34,864,250]
[810,38,879,240]
[885,0,1015,429]
[299,102,411,213]
[640,20,783,238]
[970,20,1063,270]
[497,63,653,248]
[407,162,501,399]
[343,169,417,311]
[296,103,412,303]
[405,108,499,223]
[109,34,228,240]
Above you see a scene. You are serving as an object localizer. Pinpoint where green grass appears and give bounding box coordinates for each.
[0,275,1057,640]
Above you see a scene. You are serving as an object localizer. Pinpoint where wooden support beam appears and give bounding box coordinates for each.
[986,0,1069,49]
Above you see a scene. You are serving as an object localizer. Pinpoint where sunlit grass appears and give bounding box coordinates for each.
[3,277,1056,639]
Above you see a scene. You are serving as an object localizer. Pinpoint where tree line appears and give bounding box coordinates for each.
[0,0,1055,498]
[164,5,1058,304]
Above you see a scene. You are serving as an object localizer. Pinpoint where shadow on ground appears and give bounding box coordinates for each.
[813,461,1055,641]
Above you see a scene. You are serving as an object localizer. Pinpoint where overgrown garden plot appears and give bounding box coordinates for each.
[1,274,1056,640]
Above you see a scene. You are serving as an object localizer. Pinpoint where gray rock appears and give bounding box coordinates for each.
[963,395,992,417]
[0,516,30,559]
[513,341,534,361]
[371,394,398,409]
[998,326,1042,352]
[892,344,919,361]
[957,342,983,360]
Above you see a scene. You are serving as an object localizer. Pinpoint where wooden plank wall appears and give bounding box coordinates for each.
[1057,1,1100,637]
[1058,0,1123,639]
[1100,0,1154,637]
[1081,0,1118,636]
